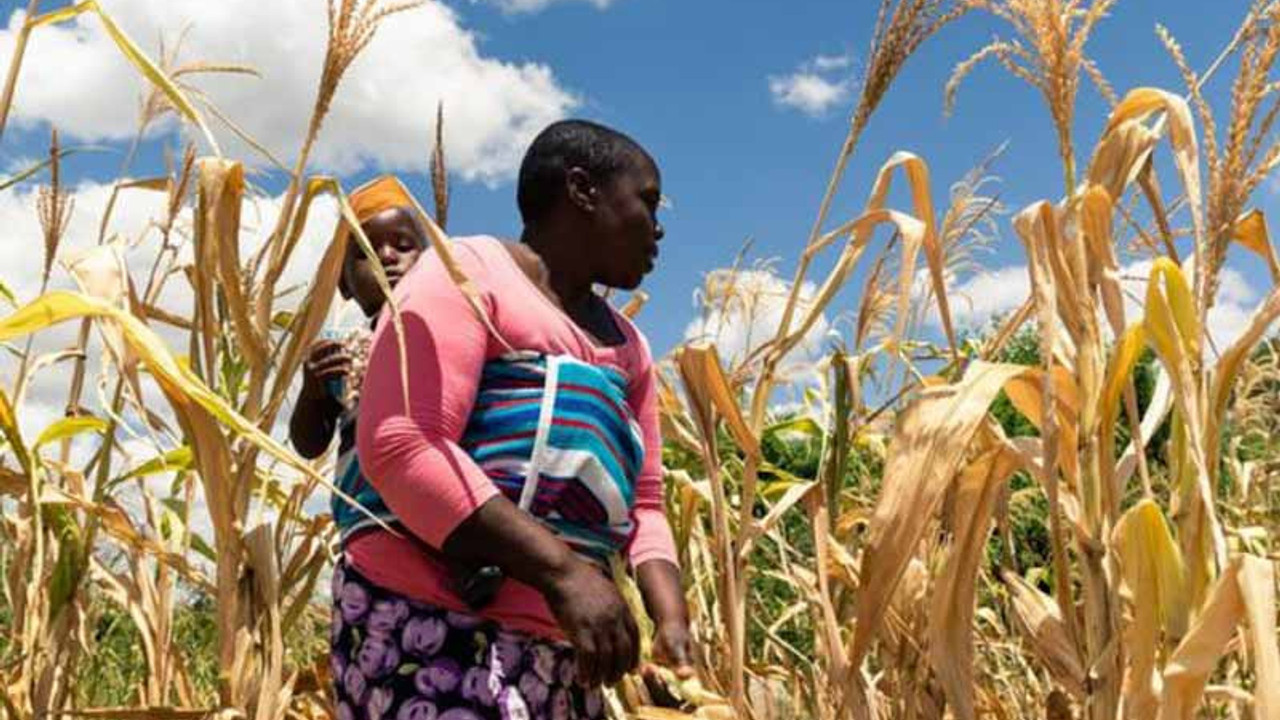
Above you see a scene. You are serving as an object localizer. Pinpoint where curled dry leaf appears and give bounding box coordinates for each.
[1003,571,1088,700]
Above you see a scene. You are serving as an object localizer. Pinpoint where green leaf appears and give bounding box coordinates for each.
[763,415,824,445]
[118,446,193,483]
[45,508,85,620]
[271,310,296,331]
[190,532,217,562]
[0,281,17,309]
[34,416,108,452]
[759,461,814,501]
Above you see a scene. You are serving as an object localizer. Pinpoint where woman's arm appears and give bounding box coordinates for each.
[443,498,640,686]
[636,558,693,674]
[624,345,692,669]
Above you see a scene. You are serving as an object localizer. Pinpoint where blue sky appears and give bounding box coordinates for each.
[0,0,1267,363]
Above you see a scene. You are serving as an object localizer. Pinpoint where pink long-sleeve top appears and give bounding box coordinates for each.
[351,235,677,641]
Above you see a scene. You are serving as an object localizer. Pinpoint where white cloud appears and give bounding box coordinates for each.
[811,54,854,72]
[0,0,579,183]
[683,268,832,383]
[946,265,1032,328]
[936,260,1269,351]
[482,0,618,12]
[769,52,855,118]
[769,73,850,117]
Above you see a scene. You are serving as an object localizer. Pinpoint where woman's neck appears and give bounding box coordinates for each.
[520,227,595,313]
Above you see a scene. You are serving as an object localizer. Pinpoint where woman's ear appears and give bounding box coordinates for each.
[565,166,596,213]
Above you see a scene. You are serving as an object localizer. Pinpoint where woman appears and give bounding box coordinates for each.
[334,120,691,720]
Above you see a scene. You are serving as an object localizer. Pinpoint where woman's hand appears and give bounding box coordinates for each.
[651,618,694,677]
[635,559,693,676]
[545,557,640,687]
[442,498,641,687]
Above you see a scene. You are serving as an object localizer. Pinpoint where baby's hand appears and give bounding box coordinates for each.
[301,339,352,402]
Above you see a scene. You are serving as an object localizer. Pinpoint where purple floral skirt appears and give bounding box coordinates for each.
[331,557,606,720]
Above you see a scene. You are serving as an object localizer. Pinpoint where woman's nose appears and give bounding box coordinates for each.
[655,222,665,241]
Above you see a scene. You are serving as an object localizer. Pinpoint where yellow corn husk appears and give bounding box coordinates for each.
[1113,499,1189,720]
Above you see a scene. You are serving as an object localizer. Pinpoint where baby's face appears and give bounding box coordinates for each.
[343,207,426,314]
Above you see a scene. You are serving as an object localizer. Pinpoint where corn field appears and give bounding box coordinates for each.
[4,0,1280,719]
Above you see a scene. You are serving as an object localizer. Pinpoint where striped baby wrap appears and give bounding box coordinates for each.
[333,351,644,569]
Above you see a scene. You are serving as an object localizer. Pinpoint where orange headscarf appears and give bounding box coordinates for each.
[349,175,416,223]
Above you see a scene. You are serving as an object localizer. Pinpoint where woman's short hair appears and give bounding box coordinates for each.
[516,119,652,224]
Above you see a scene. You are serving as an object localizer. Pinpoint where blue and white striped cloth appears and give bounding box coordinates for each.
[333,352,644,568]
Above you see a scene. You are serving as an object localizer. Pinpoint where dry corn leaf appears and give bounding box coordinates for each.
[1103,88,1203,252]
[1014,202,1077,372]
[928,442,1021,720]
[1158,556,1280,720]
[783,200,932,366]
[850,361,1030,668]
[1087,118,1159,201]
[53,708,217,719]
[1099,323,1146,492]
[1209,284,1280,465]
[1003,570,1087,699]
[873,152,956,357]
[1003,367,1081,487]
[1230,210,1280,287]
[677,343,760,460]
[195,159,264,371]
[29,1,221,155]
[1080,185,1127,335]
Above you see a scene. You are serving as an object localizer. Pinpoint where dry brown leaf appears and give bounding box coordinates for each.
[1158,556,1280,720]
[928,442,1021,720]
[195,159,265,371]
[850,361,1030,668]
[677,343,760,460]
[1003,571,1087,699]
[1231,210,1280,287]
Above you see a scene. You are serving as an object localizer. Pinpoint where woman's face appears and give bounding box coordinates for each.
[590,156,664,290]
